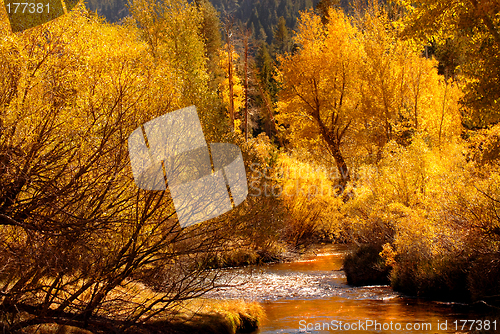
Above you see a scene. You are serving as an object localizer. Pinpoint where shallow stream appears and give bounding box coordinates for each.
[207,245,495,333]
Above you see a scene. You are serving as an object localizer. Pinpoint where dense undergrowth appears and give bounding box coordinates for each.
[341,131,500,304]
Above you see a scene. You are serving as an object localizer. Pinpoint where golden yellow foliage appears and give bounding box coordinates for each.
[397,0,500,126]
[218,44,244,124]
[277,6,462,187]
[276,153,345,243]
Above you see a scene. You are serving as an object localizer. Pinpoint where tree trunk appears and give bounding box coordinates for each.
[332,145,350,188]
[224,18,235,132]
[312,104,351,189]
[228,42,235,132]
[315,122,350,189]
[244,33,249,141]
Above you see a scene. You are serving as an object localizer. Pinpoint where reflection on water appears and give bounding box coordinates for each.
[207,244,495,333]
[258,296,486,333]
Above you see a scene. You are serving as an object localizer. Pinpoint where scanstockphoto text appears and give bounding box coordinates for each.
[298,319,498,332]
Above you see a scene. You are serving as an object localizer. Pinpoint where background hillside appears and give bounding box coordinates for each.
[85,0,129,22]
[83,0,350,44]
[210,0,321,44]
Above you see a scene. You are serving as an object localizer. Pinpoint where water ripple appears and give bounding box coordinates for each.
[206,269,399,302]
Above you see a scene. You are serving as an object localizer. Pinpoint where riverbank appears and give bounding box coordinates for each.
[204,241,320,269]
[344,243,500,307]
[13,299,264,334]
[160,299,265,334]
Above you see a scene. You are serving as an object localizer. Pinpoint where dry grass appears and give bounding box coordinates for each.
[5,280,265,334]
[168,299,265,334]
[21,324,93,334]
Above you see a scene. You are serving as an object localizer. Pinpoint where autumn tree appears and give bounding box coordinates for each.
[277,6,462,187]
[219,42,245,133]
[398,0,500,128]
[195,0,224,90]
[355,4,462,158]
[277,9,362,187]
[129,0,227,141]
[128,0,209,107]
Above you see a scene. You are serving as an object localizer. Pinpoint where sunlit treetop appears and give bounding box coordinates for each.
[397,0,500,128]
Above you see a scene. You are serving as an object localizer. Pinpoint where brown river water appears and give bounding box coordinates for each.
[207,244,498,333]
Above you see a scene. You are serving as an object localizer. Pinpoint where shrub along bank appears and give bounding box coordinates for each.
[342,135,500,305]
